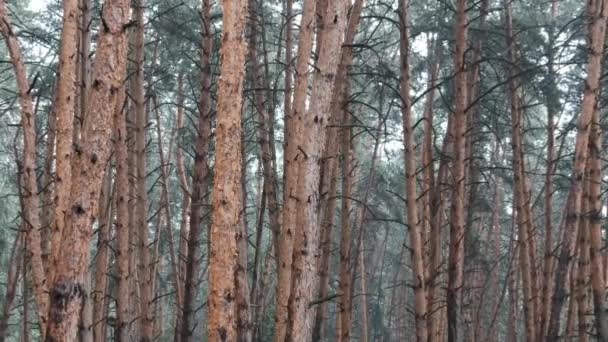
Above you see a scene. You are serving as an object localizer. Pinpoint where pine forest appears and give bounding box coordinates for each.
[0,0,608,341]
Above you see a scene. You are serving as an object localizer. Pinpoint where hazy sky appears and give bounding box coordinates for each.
[29,0,48,11]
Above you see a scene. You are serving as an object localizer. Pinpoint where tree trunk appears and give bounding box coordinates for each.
[336,98,353,341]
[92,168,112,342]
[44,0,130,338]
[113,88,130,342]
[207,0,248,340]
[588,107,608,341]
[41,103,56,277]
[236,127,251,342]
[506,220,519,342]
[247,3,281,322]
[504,1,539,340]
[486,141,502,342]
[152,95,180,324]
[286,1,349,339]
[315,0,364,339]
[274,0,316,339]
[576,176,591,342]
[0,233,24,342]
[74,0,91,144]
[446,0,467,340]
[422,37,441,341]
[398,1,428,340]
[181,1,214,340]
[0,1,49,336]
[540,2,559,339]
[548,1,608,338]
[22,252,29,342]
[174,72,190,342]
[49,0,79,286]
[130,1,153,339]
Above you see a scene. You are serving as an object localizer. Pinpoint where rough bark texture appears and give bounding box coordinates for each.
[547,0,608,339]
[576,177,591,342]
[49,0,79,285]
[446,0,467,340]
[337,104,353,341]
[41,107,56,277]
[113,89,130,342]
[587,107,608,340]
[92,170,112,342]
[0,1,49,336]
[207,0,248,340]
[285,1,349,340]
[274,0,315,339]
[314,0,363,338]
[44,0,130,338]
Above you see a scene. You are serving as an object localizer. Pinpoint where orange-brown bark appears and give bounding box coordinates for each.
[0,1,49,335]
[548,0,608,338]
[207,0,248,340]
[45,0,130,338]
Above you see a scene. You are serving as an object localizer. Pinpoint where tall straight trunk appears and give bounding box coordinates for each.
[174,72,190,342]
[0,1,49,335]
[540,2,559,339]
[92,168,112,342]
[274,0,316,339]
[565,261,578,340]
[313,0,364,339]
[446,0,467,340]
[75,0,91,143]
[130,1,153,339]
[351,118,382,342]
[357,237,369,342]
[79,272,93,342]
[41,105,56,275]
[236,129,251,342]
[429,105,455,341]
[576,176,591,342]
[506,220,519,342]
[336,102,353,341]
[504,1,539,339]
[286,1,349,339]
[0,233,24,342]
[588,107,608,340]
[181,1,213,341]
[462,2,489,337]
[251,185,266,340]
[486,141,502,342]
[313,138,339,342]
[127,55,139,338]
[422,40,443,342]
[548,1,608,338]
[207,0,248,340]
[398,1,428,340]
[283,0,293,118]
[49,0,79,284]
[22,252,29,342]
[113,88,130,342]
[44,0,130,338]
